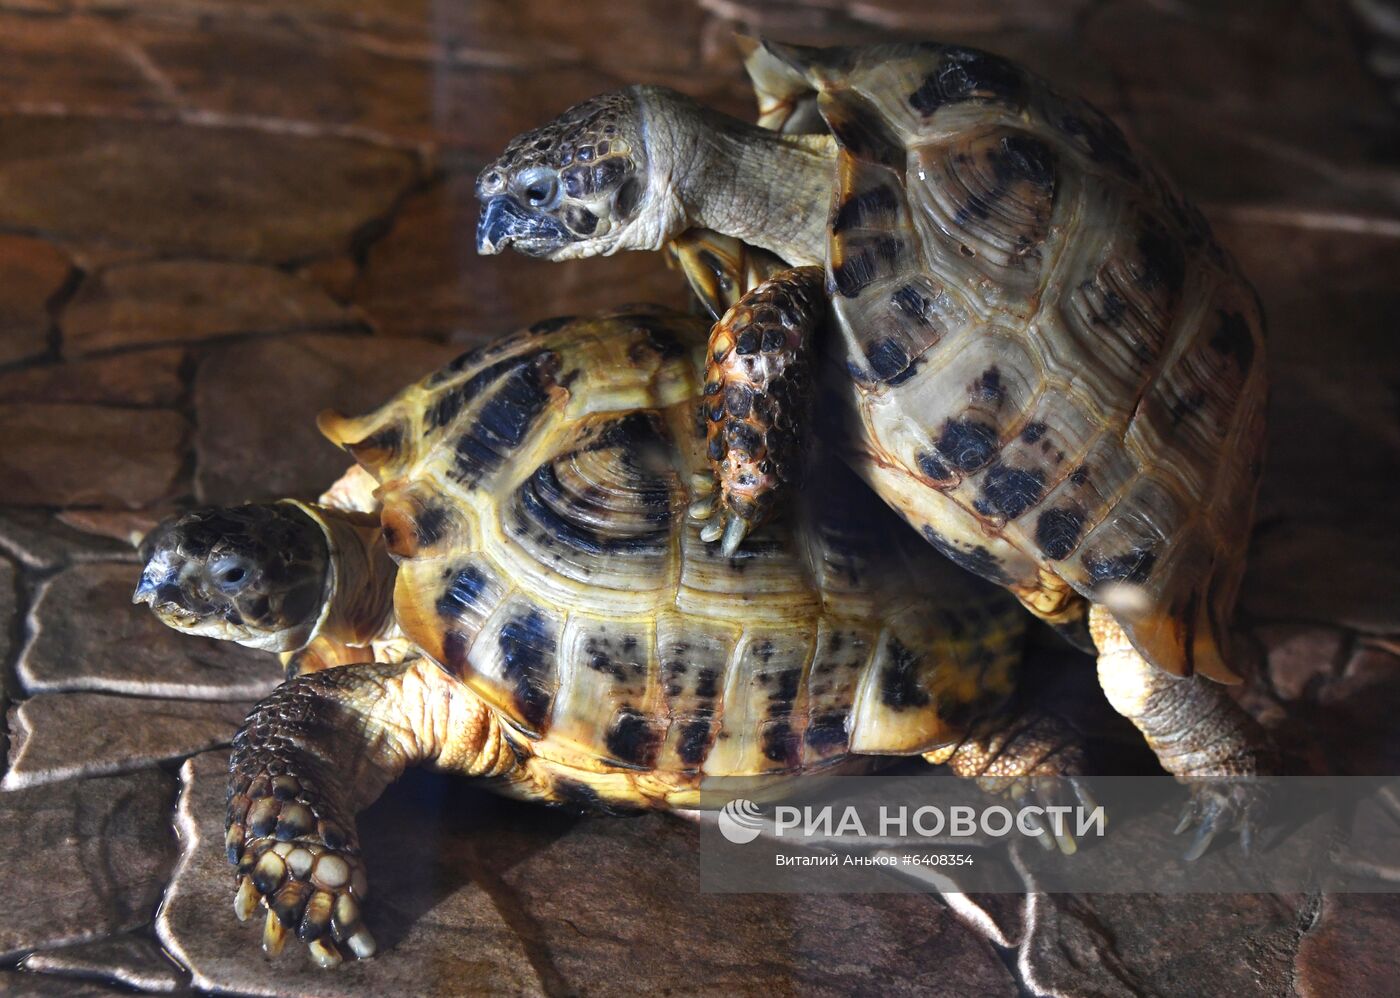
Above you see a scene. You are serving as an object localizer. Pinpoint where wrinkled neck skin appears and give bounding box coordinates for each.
[635,86,836,266]
[286,502,397,669]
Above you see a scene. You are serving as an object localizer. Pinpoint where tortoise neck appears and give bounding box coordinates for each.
[295,502,397,651]
[641,89,836,266]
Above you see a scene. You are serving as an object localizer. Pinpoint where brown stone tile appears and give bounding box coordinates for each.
[64,261,359,355]
[4,692,251,789]
[0,769,177,960]
[498,811,1018,995]
[353,172,687,339]
[0,509,138,569]
[0,12,173,115]
[158,752,544,995]
[1296,894,1400,997]
[1213,220,1400,533]
[0,968,134,995]
[1254,623,1349,702]
[1242,518,1400,635]
[19,562,284,699]
[0,349,184,406]
[1086,1,1400,220]
[1019,886,1306,997]
[22,932,189,992]
[193,332,458,503]
[0,116,419,261]
[55,507,167,548]
[0,403,187,507]
[0,234,71,367]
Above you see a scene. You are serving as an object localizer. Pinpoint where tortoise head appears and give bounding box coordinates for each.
[133,503,330,653]
[476,88,686,261]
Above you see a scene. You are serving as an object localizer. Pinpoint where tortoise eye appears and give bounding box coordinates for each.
[517,168,560,209]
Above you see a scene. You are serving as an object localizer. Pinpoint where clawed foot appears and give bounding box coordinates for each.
[688,472,756,557]
[227,771,376,967]
[1174,778,1270,861]
[981,773,1098,856]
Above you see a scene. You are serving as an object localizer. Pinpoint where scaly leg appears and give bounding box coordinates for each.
[1089,604,1270,858]
[226,658,515,966]
[925,710,1092,855]
[690,265,825,555]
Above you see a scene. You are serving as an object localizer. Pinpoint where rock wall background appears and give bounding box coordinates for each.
[0,0,1398,994]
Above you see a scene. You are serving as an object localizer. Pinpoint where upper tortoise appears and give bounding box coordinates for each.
[477,39,1271,847]
[135,307,1088,967]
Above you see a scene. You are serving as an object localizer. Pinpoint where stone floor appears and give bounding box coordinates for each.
[0,0,1398,994]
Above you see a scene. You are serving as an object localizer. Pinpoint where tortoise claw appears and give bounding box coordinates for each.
[1175,778,1269,861]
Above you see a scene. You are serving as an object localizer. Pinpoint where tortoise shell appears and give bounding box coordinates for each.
[318,308,1025,782]
[742,40,1268,682]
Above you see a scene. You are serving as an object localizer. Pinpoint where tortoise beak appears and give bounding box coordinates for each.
[476,196,570,256]
[132,573,160,606]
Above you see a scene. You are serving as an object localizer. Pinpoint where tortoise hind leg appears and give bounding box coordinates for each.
[227,657,514,966]
[692,265,825,555]
[924,710,1092,855]
[1089,604,1271,859]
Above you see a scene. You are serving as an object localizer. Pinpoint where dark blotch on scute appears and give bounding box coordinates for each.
[498,608,556,732]
[822,90,905,167]
[936,418,999,472]
[1084,547,1158,586]
[831,237,902,298]
[975,462,1046,520]
[1021,422,1047,444]
[991,134,1055,190]
[694,668,720,700]
[551,778,641,817]
[350,425,402,459]
[451,354,555,485]
[605,707,660,769]
[909,47,1024,115]
[805,712,849,752]
[831,185,899,235]
[677,719,712,766]
[922,526,1014,586]
[414,503,450,548]
[864,337,917,385]
[917,450,951,481]
[762,722,800,765]
[1135,225,1186,295]
[436,565,490,620]
[1035,505,1085,561]
[973,367,1004,404]
[891,285,935,326]
[1209,310,1254,373]
[879,638,931,709]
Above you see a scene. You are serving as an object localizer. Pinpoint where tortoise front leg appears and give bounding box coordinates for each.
[1089,605,1271,858]
[925,709,1092,855]
[226,657,515,966]
[691,265,826,555]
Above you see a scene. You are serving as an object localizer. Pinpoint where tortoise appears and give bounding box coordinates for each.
[475,38,1272,849]
[133,307,1091,967]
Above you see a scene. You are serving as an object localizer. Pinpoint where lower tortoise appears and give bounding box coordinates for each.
[134,307,1088,967]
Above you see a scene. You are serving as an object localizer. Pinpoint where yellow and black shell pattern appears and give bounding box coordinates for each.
[318,307,1025,789]
[743,40,1268,683]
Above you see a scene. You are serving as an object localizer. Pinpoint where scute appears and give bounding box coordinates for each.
[742,39,1268,680]
[322,309,1029,779]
